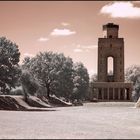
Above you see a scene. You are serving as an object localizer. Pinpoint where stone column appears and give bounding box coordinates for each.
[107,87,109,100]
[121,88,125,100]
[102,88,104,100]
[96,88,99,99]
[122,88,125,100]
[126,88,128,100]
[128,88,132,101]
[113,88,115,100]
[124,88,127,100]
[118,88,120,100]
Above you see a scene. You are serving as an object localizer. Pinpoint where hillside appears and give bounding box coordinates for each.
[0,95,72,111]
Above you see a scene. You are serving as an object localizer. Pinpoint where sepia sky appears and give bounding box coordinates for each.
[0,1,140,76]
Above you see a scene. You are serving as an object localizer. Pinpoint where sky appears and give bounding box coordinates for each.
[0,1,140,77]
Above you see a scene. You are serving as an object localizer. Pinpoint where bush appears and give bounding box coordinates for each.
[10,86,23,95]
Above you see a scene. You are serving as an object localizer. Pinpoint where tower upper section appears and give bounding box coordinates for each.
[103,23,119,38]
[98,23,124,82]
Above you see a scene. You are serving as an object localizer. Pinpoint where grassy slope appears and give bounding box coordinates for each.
[0,95,72,111]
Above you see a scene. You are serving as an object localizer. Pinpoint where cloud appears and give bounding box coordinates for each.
[73,44,97,53]
[100,2,140,18]
[50,28,76,36]
[73,48,83,53]
[38,37,49,42]
[61,22,70,26]
[23,53,35,58]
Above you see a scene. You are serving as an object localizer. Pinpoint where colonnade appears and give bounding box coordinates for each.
[95,87,131,101]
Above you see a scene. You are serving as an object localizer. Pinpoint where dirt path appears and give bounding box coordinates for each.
[0,102,139,139]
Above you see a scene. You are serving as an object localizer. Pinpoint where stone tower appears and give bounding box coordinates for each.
[98,23,124,82]
[93,23,132,101]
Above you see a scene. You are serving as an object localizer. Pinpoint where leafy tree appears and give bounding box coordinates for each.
[0,37,21,94]
[125,65,140,84]
[125,65,140,101]
[72,62,89,101]
[108,70,113,75]
[87,73,97,100]
[90,73,97,82]
[20,70,39,101]
[22,52,73,100]
[51,54,74,100]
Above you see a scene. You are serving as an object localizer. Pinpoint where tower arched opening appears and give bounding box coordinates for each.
[107,56,114,82]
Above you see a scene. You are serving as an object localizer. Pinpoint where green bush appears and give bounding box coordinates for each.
[10,86,23,95]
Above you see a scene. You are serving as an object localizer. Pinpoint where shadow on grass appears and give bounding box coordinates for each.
[0,108,57,112]
[25,108,57,112]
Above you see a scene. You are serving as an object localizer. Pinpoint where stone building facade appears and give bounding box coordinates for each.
[93,23,133,101]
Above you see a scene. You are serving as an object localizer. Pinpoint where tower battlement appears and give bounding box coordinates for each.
[103,23,119,38]
[103,23,119,30]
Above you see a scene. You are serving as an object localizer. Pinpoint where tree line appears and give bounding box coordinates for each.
[0,37,140,103]
[0,37,89,103]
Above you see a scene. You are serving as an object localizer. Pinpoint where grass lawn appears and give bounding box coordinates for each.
[0,102,139,139]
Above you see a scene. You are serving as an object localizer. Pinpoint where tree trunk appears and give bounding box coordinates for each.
[22,85,28,102]
[45,82,50,99]
[47,87,50,99]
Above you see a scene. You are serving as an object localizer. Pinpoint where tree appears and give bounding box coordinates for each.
[51,54,74,100]
[87,73,97,100]
[72,62,89,101]
[20,70,39,102]
[22,51,74,100]
[125,65,140,101]
[125,65,140,84]
[0,37,21,94]
[90,73,97,82]
[108,70,113,75]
